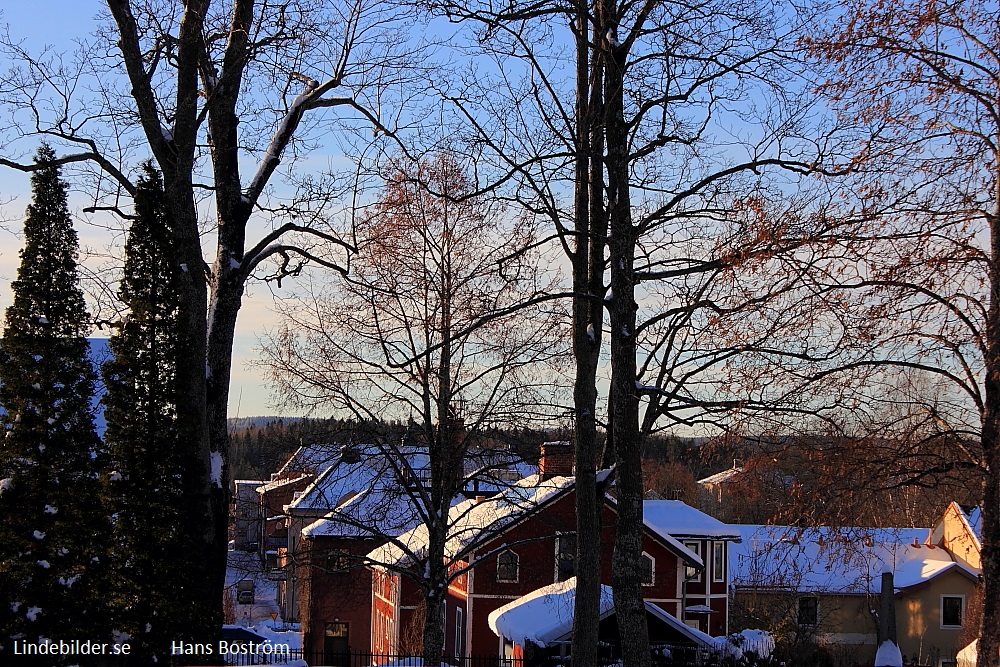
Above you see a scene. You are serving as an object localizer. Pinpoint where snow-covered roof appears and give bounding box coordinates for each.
[301,484,422,540]
[368,474,576,566]
[604,497,703,567]
[730,524,977,594]
[488,577,712,649]
[255,474,311,494]
[697,467,742,485]
[275,443,342,477]
[488,577,613,647]
[643,500,741,540]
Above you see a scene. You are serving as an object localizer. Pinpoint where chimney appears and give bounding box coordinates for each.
[878,571,897,645]
[539,441,574,479]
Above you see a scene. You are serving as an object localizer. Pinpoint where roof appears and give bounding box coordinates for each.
[697,467,742,485]
[255,474,311,494]
[488,577,712,649]
[370,471,705,569]
[368,474,577,567]
[730,524,978,594]
[643,500,742,540]
[275,443,342,477]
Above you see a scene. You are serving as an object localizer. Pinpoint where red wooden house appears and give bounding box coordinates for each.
[366,442,740,659]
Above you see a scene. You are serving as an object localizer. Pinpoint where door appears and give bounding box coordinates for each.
[324,622,349,667]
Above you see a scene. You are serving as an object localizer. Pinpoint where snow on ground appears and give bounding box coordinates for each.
[226,550,282,626]
[875,640,903,667]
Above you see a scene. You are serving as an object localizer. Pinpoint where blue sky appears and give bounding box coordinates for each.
[0,2,294,419]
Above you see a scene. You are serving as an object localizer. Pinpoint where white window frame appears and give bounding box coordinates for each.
[798,596,819,627]
[496,549,519,583]
[712,542,726,582]
[941,595,964,629]
[555,532,576,582]
[684,541,702,581]
[640,552,655,586]
[455,606,464,656]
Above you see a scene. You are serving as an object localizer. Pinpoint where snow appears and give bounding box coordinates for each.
[729,524,974,593]
[211,451,224,488]
[36,315,48,324]
[875,640,903,667]
[180,263,188,272]
[109,471,122,481]
[32,383,40,390]
[46,417,56,425]
[586,324,596,341]
[58,574,80,587]
[0,477,12,495]
[44,505,57,514]
[26,606,43,621]
[33,530,45,539]
[643,500,742,539]
[731,629,774,658]
[112,631,130,644]
[488,577,614,648]
[36,560,50,568]
[370,474,575,567]
[11,602,21,612]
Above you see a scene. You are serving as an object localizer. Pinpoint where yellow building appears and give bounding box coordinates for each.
[731,503,981,667]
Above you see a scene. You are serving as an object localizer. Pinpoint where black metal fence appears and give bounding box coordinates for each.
[223,650,526,667]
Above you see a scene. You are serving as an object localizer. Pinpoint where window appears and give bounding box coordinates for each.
[455,607,464,656]
[684,542,701,581]
[942,596,964,628]
[640,552,655,586]
[556,533,576,582]
[497,550,519,583]
[798,597,818,626]
[712,542,726,582]
[326,549,352,572]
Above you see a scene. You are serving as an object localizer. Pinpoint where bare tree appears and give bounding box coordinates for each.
[789,2,1000,662]
[0,0,433,639]
[260,152,564,660]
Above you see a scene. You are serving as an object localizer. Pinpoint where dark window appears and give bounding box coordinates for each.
[684,542,701,581]
[326,550,352,572]
[942,596,963,628]
[798,597,818,626]
[556,533,576,581]
[497,550,519,583]
[640,553,654,585]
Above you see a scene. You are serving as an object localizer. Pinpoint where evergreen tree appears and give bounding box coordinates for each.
[102,163,197,664]
[0,144,110,661]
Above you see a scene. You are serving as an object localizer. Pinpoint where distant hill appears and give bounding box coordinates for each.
[227,416,303,430]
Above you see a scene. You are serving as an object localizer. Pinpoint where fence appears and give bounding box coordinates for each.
[223,650,526,667]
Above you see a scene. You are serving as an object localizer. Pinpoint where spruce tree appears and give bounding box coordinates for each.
[0,144,110,660]
[102,162,197,664]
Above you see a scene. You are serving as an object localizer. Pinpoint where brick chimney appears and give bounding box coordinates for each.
[539,441,574,479]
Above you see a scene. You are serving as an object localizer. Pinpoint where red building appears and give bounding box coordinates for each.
[366,442,740,658]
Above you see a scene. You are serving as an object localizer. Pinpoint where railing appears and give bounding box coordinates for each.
[222,650,526,667]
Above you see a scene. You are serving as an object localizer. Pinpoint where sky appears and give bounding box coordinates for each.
[0,1,302,419]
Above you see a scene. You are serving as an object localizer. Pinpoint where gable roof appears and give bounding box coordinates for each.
[369,470,705,569]
[730,524,977,594]
[368,473,577,567]
[697,466,742,485]
[643,500,742,540]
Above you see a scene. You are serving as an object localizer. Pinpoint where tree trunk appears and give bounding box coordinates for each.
[979,192,1000,667]
[605,26,651,667]
[572,1,608,663]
